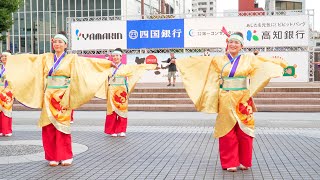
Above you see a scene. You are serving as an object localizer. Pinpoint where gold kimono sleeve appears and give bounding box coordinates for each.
[249,55,288,97]
[94,69,111,100]
[94,64,156,99]
[176,56,220,113]
[124,64,156,94]
[6,54,45,108]
[60,55,112,109]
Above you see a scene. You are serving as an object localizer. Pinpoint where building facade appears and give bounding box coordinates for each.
[191,0,216,17]
[1,0,185,54]
[265,0,305,12]
[239,0,264,12]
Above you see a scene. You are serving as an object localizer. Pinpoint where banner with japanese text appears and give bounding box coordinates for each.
[127,19,184,49]
[184,15,309,48]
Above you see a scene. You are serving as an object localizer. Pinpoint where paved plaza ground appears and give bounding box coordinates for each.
[0,111,320,180]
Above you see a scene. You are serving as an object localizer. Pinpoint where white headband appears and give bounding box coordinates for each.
[54,34,68,43]
[228,34,244,45]
[112,50,122,55]
[2,52,11,56]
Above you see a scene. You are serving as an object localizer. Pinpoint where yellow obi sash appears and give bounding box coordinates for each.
[221,76,247,91]
[47,76,70,89]
[109,76,127,86]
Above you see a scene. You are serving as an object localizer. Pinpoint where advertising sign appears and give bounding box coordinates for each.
[184,15,309,48]
[127,19,184,49]
[71,21,127,50]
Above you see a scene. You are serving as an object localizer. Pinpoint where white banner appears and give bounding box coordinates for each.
[184,15,309,48]
[127,52,308,83]
[71,21,127,50]
[126,53,202,83]
[262,51,309,82]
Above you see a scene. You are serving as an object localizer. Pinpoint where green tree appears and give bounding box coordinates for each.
[0,0,23,40]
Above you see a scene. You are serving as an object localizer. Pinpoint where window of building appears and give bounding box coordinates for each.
[45,35,50,52]
[102,0,109,9]
[109,10,115,16]
[21,37,26,52]
[63,9,69,20]
[63,0,69,11]
[198,2,207,6]
[20,13,25,35]
[83,0,89,11]
[26,35,32,53]
[83,10,88,17]
[32,0,37,11]
[96,0,102,9]
[13,35,19,53]
[70,0,75,10]
[38,12,44,34]
[89,0,95,10]
[109,0,115,9]
[294,2,302,10]
[8,0,123,53]
[89,10,95,16]
[38,0,43,11]
[25,0,31,11]
[44,0,50,11]
[198,8,206,12]
[76,0,81,11]
[276,1,303,10]
[51,0,56,11]
[102,10,108,16]
[25,12,31,34]
[287,2,294,10]
[57,0,62,11]
[115,0,121,10]
[280,2,286,10]
[115,10,121,16]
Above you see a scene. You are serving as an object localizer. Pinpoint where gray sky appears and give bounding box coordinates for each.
[185,0,319,31]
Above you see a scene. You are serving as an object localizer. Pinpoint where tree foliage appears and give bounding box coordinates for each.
[0,0,23,40]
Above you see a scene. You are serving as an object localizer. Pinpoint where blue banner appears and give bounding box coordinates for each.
[127,19,184,49]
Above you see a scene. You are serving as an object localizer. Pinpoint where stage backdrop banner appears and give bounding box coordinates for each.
[184,15,309,48]
[71,21,127,50]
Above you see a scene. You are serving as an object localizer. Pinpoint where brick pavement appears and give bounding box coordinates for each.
[0,112,319,180]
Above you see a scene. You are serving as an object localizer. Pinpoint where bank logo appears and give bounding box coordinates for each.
[246,30,259,41]
[75,29,82,40]
[129,30,139,40]
[75,28,123,40]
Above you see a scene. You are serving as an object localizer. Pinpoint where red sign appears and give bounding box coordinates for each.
[145,55,157,64]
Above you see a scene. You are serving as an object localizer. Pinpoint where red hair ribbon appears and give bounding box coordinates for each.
[221,26,230,52]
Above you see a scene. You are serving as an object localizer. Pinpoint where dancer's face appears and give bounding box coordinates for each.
[1,55,7,64]
[227,40,243,56]
[53,38,67,53]
[112,54,121,64]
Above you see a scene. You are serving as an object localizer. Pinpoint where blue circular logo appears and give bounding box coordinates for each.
[129,30,138,40]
